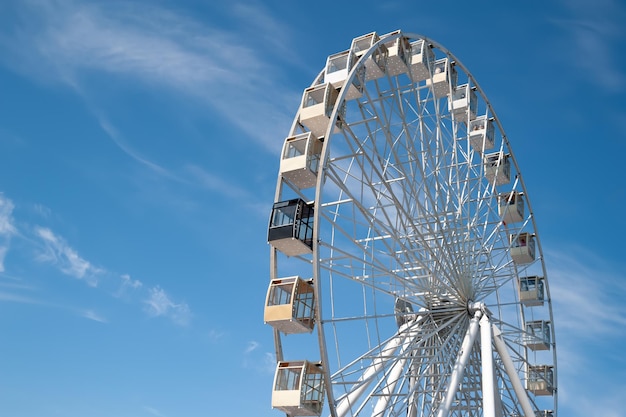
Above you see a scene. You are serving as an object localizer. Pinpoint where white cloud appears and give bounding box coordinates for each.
[554,0,626,92]
[0,290,39,304]
[184,164,252,201]
[208,329,226,343]
[116,273,143,297]
[96,114,182,182]
[544,244,626,417]
[0,190,192,328]
[1,0,297,152]
[547,246,626,337]
[143,406,167,417]
[245,340,260,354]
[0,194,16,236]
[144,286,191,326]
[0,194,17,272]
[35,226,102,286]
[82,309,108,323]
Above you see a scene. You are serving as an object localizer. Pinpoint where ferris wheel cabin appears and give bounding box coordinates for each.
[509,232,535,264]
[382,30,411,76]
[498,191,525,224]
[468,115,495,152]
[299,83,340,138]
[527,365,555,396]
[409,39,434,82]
[272,361,325,416]
[448,84,477,122]
[280,132,323,190]
[264,276,315,334]
[524,320,552,351]
[484,151,511,185]
[350,32,387,81]
[268,199,314,257]
[426,58,457,98]
[324,50,364,101]
[518,276,545,306]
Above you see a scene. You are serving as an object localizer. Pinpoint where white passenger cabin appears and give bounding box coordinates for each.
[484,152,511,185]
[448,84,477,122]
[409,39,434,82]
[510,232,535,264]
[264,277,315,334]
[519,276,545,306]
[350,32,387,81]
[524,320,551,351]
[280,132,323,190]
[272,361,325,416]
[382,31,411,76]
[498,191,524,224]
[468,115,494,152]
[268,199,314,257]
[426,58,457,98]
[325,50,363,101]
[527,365,554,396]
[299,83,340,138]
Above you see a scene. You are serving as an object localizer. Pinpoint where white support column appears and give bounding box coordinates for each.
[493,361,504,417]
[436,310,482,417]
[480,314,496,417]
[373,324,425,417]
[335,333,404,417]
[372,350,408,416]
[492,324,536,417]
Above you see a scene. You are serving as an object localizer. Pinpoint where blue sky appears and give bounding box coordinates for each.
[0,0,625,416]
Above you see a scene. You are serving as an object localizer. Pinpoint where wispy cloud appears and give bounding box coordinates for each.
[144,285,191,326]
[115,273,143,298]
[546,243,626,416]
[0,192,191,326]
[184,164,253,201]
[143,405,167,417]
[245,340,259,354]
[81,309,108,323]
[208,329,226,343]
[1,0,298,152]
[553,0,626,92]
[0,290,40,304]
[0,193,17,272]
[547,245,626,337]
[34,226,103,287]
[96,114,181,181]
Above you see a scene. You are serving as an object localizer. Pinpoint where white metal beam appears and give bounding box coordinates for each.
[480,314,496,417]
[436,310,482,417]
[492,324,536,417]
[334,333,404,417]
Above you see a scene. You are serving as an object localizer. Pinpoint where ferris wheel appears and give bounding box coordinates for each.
[264,30,557,417]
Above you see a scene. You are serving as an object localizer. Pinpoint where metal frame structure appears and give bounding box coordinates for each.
[267,30,557,417]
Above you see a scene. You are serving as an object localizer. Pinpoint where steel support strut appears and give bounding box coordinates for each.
[492,325,536,417]
[480,314,496,417]
[436,309,482,417]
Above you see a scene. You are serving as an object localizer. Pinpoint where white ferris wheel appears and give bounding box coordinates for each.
[265,30,557,417]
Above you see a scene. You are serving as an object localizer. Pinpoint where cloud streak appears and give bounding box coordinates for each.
[1,0,298,152]
[0,192,191,326]
[553,0,626,92]
[547,245,626,338]
[545,243,626,416]
[35,226,103,287]
[144,285,191,326]
[0,193,17,272]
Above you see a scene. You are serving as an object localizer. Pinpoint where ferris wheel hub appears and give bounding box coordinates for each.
[467,301,492,318]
